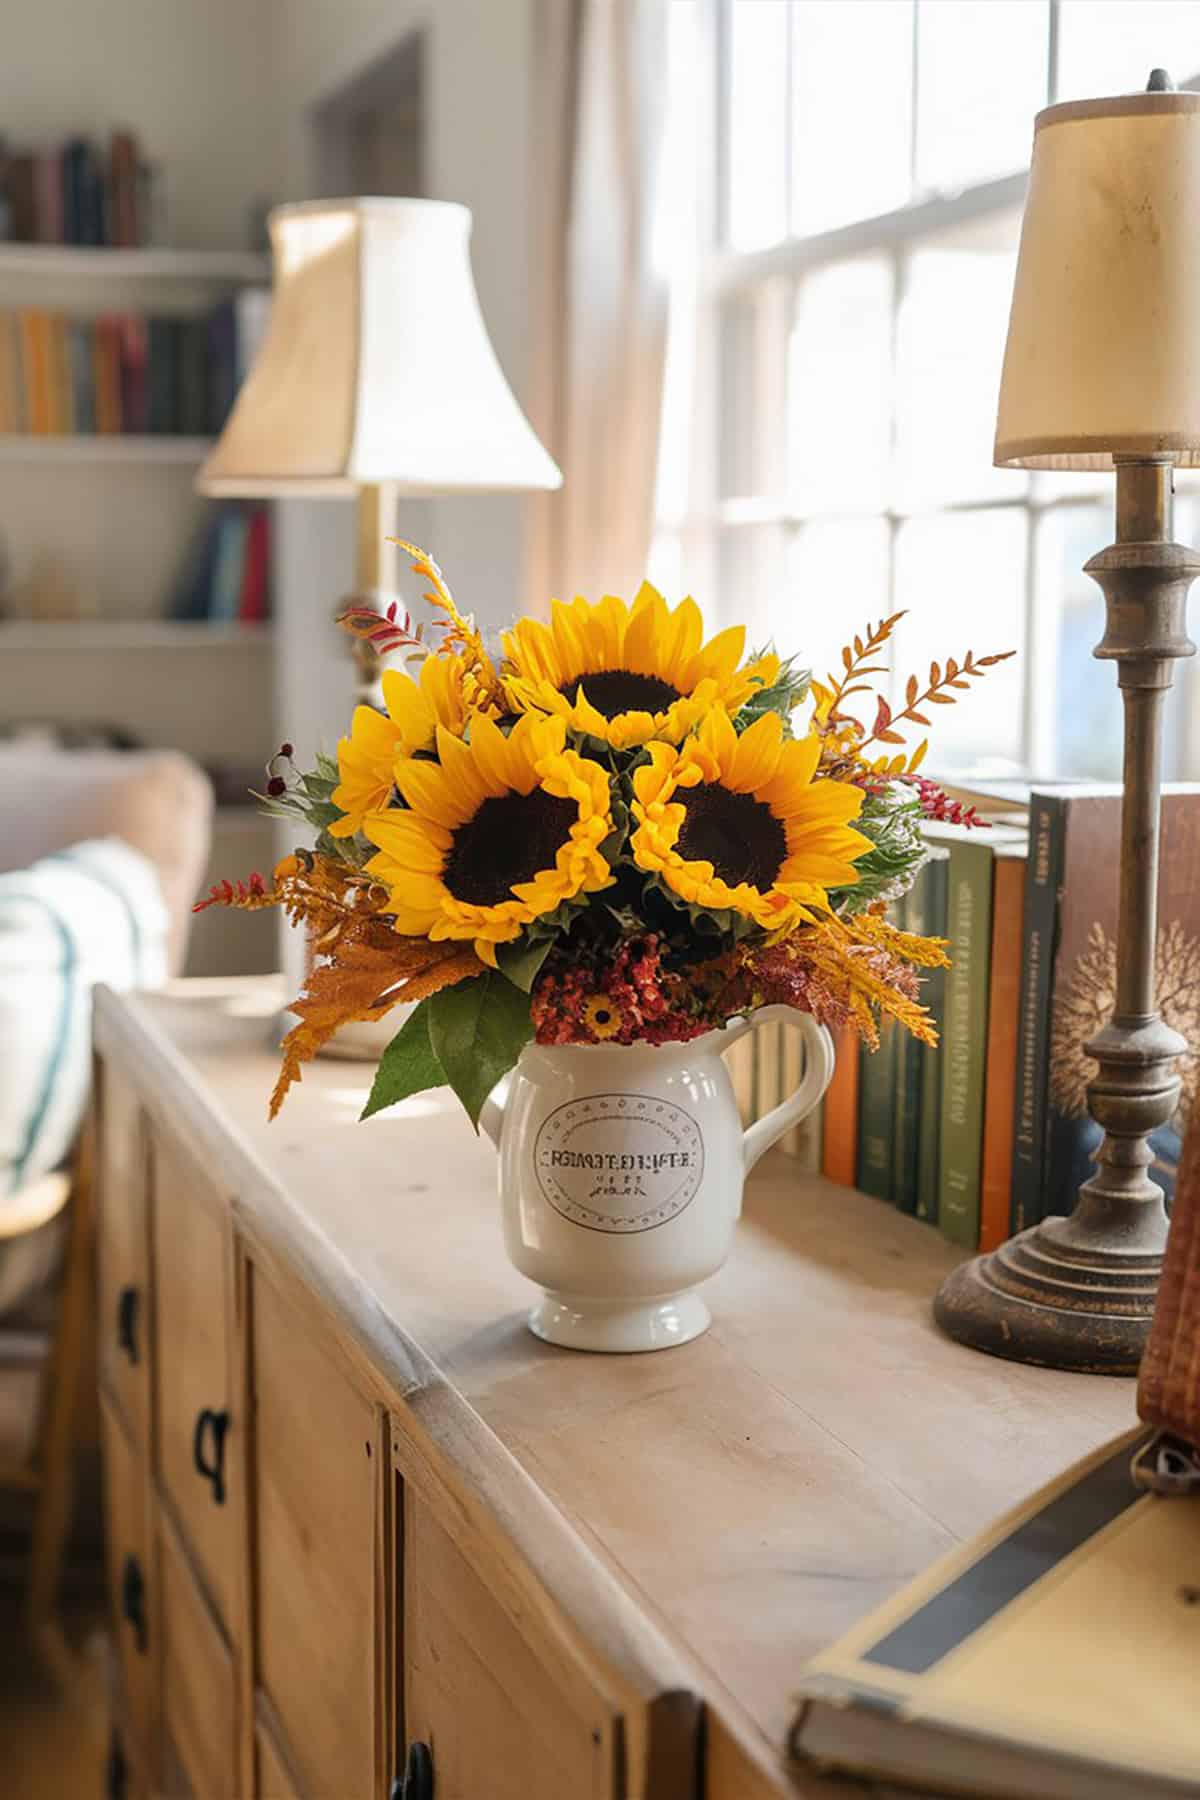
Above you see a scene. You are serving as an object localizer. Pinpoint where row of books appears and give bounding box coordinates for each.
[738,781,1199,1251]
[1,131,160,248]
[0,293,269,438]
[168,505,272,625]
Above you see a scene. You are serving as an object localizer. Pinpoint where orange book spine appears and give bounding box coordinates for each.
[20,309,50,433]
[978,851,1027,1252]
[821,1026,860,1187]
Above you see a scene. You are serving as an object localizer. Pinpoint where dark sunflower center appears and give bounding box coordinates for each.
[443,789,578,907]
[565,669,680,719]
[676,783,786,890]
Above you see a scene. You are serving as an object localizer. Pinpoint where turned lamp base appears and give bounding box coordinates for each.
[934,1210,1165,1375]
[934,456,1196,1378]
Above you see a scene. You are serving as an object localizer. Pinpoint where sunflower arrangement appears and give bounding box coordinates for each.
[200,544,1011,1126]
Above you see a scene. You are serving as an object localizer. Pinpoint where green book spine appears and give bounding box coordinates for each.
[938,839,995,1248]
[1010,794,1065,1233]
[891,879,922,1214]
[857,1018,898,1205]
[915,853,949,1225]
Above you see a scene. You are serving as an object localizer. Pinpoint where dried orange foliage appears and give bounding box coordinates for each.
[195,854,483,1115]
[389,538,508,712]
[271,922,480,1118]
[806,908,950,1051]
[812,613,1015,779]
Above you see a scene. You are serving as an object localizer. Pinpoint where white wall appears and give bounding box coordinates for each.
[0,0,278,249]
[265,0,541,685]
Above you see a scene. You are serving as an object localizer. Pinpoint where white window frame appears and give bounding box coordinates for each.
[661,0,1200,779]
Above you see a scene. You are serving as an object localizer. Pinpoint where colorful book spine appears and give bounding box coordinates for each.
[914,849,949,1225]
[19,311,51,434]
[68,321,95,434]
[978,844,1028,1252]
[937,837,996,1249]
[1010,793,1065,1234]
[822,1028,860,1187]
[892,857,938,1216]
[238,507,271,622]
[210,510,250,623]
[857,1018,897,1204]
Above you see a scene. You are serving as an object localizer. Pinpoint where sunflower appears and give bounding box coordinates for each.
[363,714,616,964]
[629,709,871,932]
[502,583,780,751]
[582,996,622,1040]
[329,653,483,839]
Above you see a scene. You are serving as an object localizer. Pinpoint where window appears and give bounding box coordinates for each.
[653,0,1200,780]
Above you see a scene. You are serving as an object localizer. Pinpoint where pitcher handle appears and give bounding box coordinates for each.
[740,1008,836,1176]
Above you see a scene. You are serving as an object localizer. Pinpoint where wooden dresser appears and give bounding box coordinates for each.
[92,979,1134,1800]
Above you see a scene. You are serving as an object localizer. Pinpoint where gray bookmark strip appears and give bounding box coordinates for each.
[862,1436,1146,1676]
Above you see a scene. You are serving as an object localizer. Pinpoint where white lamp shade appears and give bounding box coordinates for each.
[995,88,1200,470]
[198,197,561,496]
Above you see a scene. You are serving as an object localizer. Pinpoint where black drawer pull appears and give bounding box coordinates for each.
[192,1407,230,1505]
[392,1741,434,1800]
[116,1285,139,1364]
[106,1729,129,1800]
[120,1553,147,1655]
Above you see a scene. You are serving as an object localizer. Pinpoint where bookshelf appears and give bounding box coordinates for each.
[0,619,271,649]
[0,435,213,464]
[0,245,270,283]
[0,246,276,978]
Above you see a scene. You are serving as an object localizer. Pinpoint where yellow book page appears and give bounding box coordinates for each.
[915,1495,1200,1783]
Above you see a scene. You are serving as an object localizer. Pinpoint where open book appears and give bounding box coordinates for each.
[790,1427,1200,1800]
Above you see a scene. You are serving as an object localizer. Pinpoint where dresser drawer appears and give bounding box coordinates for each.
[151,1129,237,1631]
[257,1713,305,1799]
[158,1508,237,1800]
[403,1492,617,1800]
[252,1268,381,1800]
[100,1393,155,1760]
[97,1067,152,1445]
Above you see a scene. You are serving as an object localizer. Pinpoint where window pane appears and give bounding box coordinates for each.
[717,523,786,640]
[720,283,789,500]
[790,2,914,235]
[915,0,1048,192]
[1040,501,1193,780]
[788,256,893,515]
[725,0,790,251]
[783,519,891,728]
[893,510,1027,770]
[894,211,1022,509]
[1056,1,1200,101]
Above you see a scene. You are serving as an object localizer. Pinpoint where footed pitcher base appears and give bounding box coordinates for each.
[528,1290,711,1354]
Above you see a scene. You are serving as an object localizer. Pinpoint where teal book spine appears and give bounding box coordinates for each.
[915,853,949,1225]
[857,1019,898,1205]
[891,876,923,1214]
[1010,794,1065,1234]
[938,839,995,1249]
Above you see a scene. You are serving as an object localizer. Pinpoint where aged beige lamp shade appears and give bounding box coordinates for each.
[198,197,561,496]
[995,85,1200,469]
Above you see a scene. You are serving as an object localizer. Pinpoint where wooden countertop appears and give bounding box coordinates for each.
[95,978,1135,1794]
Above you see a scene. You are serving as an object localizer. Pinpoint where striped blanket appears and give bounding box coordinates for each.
[0,837,167,1207]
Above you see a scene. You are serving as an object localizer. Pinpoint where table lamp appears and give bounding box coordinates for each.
[198,195,561,666]
[935,72,1200,1373]
[198,197,561,1056]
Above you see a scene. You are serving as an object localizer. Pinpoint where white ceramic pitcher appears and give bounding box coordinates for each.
[480,1006,834,1353]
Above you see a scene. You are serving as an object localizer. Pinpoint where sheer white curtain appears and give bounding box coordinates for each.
[526,0,671,609]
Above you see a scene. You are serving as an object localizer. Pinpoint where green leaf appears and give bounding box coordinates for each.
[360,1003,446,1120]
[428,972,534,1130]
[495,936,553,993]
